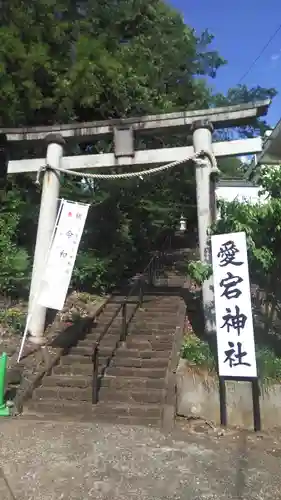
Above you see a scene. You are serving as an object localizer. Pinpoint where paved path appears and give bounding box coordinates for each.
[0,418,281,499]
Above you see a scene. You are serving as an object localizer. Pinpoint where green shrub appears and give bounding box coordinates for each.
[181,334,216,371]
[256,347,281,383]
[186,260,212,286]
[0,194,30,296]
[72,252,111,292]
[0,307,26,334]
[181,335,281,384]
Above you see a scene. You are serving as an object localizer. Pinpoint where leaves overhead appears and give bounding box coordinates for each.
[0,0,277,294]
[0,0,226,126]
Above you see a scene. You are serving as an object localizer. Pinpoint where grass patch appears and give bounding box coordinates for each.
[0,307,26,335]
[182,335,281,384]
[181,334,216,372]
[256,347,281,384]
[76,292,102,304]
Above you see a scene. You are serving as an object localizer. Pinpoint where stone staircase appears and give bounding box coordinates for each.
[24,275,186,427]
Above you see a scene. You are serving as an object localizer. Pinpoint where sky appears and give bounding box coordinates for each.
[169,0,281,127]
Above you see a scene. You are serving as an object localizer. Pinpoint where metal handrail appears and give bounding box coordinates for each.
[91,235,171,404]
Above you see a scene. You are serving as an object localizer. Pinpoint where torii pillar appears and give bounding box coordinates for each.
[28,134,65,344]
[191,120,216,336]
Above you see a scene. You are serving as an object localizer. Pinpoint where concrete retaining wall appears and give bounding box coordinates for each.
[177,359,281,429]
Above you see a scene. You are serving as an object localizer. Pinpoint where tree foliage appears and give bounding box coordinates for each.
[217,157,245,179]
[214,167,281,285]
[213,167,281,351]
[0,0,277,296]
[0,188,30,296]
[0,0,226,126]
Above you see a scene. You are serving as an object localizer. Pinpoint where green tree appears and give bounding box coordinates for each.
[0,0,225,126]
[0,188,30,297]
[217,157,245,179]
[213,166,281,346]
[214,84,277,139]
[0,0,277,294]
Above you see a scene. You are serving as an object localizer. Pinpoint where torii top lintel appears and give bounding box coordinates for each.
[0,100,270,144]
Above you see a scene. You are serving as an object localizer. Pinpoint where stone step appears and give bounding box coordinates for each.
[89,325,123,336]
[33,386,92,402]
[98,388,164,404]
[60,354,106,365]
[25,400,160,426]
[70,333,173,358]
[135,316,178,322]
[137,304,179,310]
[79,335,120,348]
[135,312,178,319]
[90,323,122,333]
[106,366,167,378]
[110,357,168,368]
[114,348,170,359]
[80,330,120,340]
[90,317,121,333]
[85,330,173,342]
[28,399,161,417]
[53,363,102,376]
[132,321,176,329]
[70,345,116,357]
[130,330,175,338]
[105,299,127,307]
[43,374,92,388]
[129,326,174,334]
[94,307,123,317]
[125,337,173,349]
[93,402,162,418]
[96,309,121,318]
[26,400,94,420]
[101,375,165,390]
[141,306,179,312]
[34,384,164,405]
[99,314,123,321]
[129,327,174,335]
[102,304,136,314]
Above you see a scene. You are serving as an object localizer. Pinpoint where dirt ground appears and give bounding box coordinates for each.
[0,417,281,500]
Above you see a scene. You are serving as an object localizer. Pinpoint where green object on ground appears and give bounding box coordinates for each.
[0,353,10,417]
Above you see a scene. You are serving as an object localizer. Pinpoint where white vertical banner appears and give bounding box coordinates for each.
[37,200,89,310]
[211,231,257,378]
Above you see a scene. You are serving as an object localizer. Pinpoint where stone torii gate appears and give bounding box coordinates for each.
[1,99,270,344]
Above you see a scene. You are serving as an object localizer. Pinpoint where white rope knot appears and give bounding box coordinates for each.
[35,163,62,185]
[35,165,48,185]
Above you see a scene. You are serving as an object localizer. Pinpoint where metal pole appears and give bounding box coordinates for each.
[219,377,227,427]
[0,353,9,416]
[252,379,261,432]
[191,120,215,335]
[28,134,65,344]
[92,345,99,404]
[121,302,127,342]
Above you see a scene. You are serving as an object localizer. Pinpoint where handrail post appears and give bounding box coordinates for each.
[155,252,159,283]
[148,261,153,287]
[92,344,99,404]
[160,249,164,272]
[139,278,144,306]
[121,302,127,342]
[148,259,154,286]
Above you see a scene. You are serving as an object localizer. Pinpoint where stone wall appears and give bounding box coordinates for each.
[177,359,281,430]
